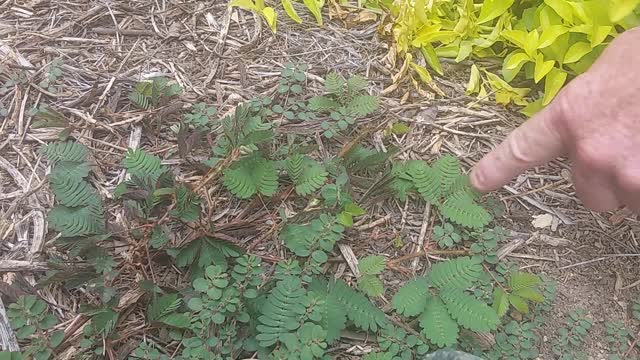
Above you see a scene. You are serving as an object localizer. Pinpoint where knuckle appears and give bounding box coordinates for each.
[506,130,535,165]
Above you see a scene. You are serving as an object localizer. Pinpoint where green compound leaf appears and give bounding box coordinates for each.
[223,154,279,199]
[408,162,441,203]
[392,276,430,317]
[331,279,387,332]
[41,141,87,164]
[420,296,459,347]
[509,272,541,291]
[433,154,461,192]
[492,287,510,318]
[428,256,483,291]
[48,203,104,237]
[256,276,307,347]
[440,287,500,332]
[122,148,166,181]
[358,255,386,276]
[358,275,384,297]
[440,191,491,228]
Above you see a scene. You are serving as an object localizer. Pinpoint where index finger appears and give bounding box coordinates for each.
[470,101,567,192]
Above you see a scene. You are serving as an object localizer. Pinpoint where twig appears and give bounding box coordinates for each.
[411,203,431,270]
[91,27,156,37]
[388,249,469,266]
[557,254,640,270]
[0,295,19,351]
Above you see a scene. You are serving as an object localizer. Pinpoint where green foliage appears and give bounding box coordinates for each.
[171,184,202,222]
[383,0,640,111]
[428,256,483,290]
[39,58,63,93]
[256,276,307,347]
[604,320,630,357]
[309,72,378,138]
[281,214,344,272]
[184,102,217,127]
[122,148,167,181]
[286,154,328,196]
[433,223,462,248]
[372,326,430,359]
[469,226,508,264]
[392,257,499,348]
[331,278,388,332]
[173,237,242,279]
[492,272,544,317]
[7,296,64,360]
[357,255,386,297]
[392,277,430,317]
[552,309,593,359]
[129,77,182,109]
[42,141,105,237]
[212,99,273,158]
[487,321,539,359]
[223,154,279,198]
[420,296,459,347]
[392,155,491,228]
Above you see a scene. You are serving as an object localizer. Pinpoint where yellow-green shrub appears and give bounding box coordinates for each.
[382,0,640,114]
[230,0,325,32]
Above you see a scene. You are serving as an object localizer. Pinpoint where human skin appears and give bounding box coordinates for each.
[470,26,640,213]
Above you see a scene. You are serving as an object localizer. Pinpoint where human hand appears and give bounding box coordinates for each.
[470,26,640,213]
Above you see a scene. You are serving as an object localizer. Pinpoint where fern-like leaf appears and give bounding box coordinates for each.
[440,287,500,332]
[170,185,201,222]
[129,82,152,109]
[308,96,340,112]
[49,175,100,208]
[122,149,165,180]
[48,204,105,237]
[256,276,307,347]
[391,277,430,317]
[427,257,482,290]
[309,278,347,343]
[358,255,385,276]
[419,296,459,347]
[286,154,304,182]
[223,155,279,199]
[50,161,90,183]
[288,156,328,196]
[433,155,460,191]
[513,288,544,303]
[439,192,491,228]
[509,272,541,292]
[41,141,87,164]
[147,293,182,321]
[347,95,378,116]
[444,174,479,199]
[408,163,441,203]
[388,160,425,200]
[492,287,510,318]
[358,275,384,297]
[331,279,387,332]
[346,75,368,93]
[324,73,344,94]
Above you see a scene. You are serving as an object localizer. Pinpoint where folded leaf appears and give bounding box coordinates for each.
[282,0,302,23]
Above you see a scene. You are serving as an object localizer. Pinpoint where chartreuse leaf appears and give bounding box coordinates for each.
[539,25,569,48]
[466,64,481,95]
[509,294,529,313]
[544,0,574,23]
[509,272,541,291]
[591,26,612,48]
[262,7,277,32]
[281,0,302,23]
[421,44,443,76]
[609,0,640,22]
[477,0,514,24]
[229,0,258,10]
[303,0,323,25]
[504,51,530,70]
[534,53,555,83]
[564,42,591,63]
[543,68,567,105]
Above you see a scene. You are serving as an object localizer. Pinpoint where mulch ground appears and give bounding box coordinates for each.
[1,1,640,358]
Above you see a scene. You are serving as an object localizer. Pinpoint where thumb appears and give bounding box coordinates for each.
[470,100,567,192]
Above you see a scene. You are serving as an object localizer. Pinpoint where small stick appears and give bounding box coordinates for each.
[388,249,469,266]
